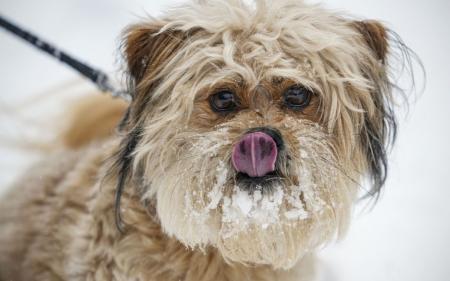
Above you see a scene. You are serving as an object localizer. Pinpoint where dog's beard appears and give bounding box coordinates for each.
[144,118,356,269]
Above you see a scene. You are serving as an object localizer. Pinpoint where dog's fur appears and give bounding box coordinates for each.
[0,0,413,280]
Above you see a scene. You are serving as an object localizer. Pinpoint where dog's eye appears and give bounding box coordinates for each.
[283,85,313,110]
[209,90,238,112]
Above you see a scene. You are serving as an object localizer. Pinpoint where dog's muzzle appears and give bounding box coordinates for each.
[231,128,283,178]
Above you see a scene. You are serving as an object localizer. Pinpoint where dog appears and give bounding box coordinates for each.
[0,0,414,280]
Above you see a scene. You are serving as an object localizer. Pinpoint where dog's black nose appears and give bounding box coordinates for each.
[246,127,284,151]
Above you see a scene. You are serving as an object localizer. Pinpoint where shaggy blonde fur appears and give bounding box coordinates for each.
[0,0,409,280]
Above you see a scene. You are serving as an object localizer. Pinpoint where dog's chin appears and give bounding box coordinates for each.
[156,177,341,270]
[217,217,314,269]
[215,181,337,269]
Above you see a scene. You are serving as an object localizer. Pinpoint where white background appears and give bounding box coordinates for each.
[0,0,449,280]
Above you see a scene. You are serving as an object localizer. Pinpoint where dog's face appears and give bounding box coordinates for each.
[115,0,397,269]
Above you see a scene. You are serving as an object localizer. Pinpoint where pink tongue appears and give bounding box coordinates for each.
[232,132,278,177]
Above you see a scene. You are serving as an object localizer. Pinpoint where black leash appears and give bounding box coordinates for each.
[0,14,131,102]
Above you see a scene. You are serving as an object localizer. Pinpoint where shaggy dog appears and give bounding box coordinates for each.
[0,0,414,280]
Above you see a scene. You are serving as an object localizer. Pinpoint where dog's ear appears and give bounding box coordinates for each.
[353,20,388,63]
[114,23,195,231]
[352,20,395,198]
[123,22,188,86]
[121,22,197,123]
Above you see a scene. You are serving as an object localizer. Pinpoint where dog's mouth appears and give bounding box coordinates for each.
[233,150,290,193]
[235,170,284,193]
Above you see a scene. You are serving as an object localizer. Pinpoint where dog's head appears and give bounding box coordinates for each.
[113,0,407,269]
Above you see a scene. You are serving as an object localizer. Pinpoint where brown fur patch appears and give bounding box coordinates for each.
[60,94,128,148]
[353,20,388,62]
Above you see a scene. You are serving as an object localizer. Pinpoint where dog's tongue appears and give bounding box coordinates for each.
[232,132,278,178]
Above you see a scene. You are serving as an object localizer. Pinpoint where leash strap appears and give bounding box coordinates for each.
[0,14,131,102]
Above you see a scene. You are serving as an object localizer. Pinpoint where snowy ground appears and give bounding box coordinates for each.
[1,0,449,280]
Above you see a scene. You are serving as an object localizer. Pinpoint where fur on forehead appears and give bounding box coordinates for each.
[127,0,383,94]
[123,0,389,131]
[113,0,411,230]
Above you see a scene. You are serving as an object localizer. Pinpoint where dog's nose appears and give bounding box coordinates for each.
[232,131,278,178]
